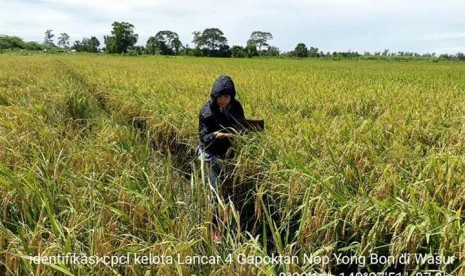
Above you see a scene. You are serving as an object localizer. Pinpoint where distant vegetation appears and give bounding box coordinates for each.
[1,21,465,61]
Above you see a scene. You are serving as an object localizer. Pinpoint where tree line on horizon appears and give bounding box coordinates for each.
[1,21,465,61]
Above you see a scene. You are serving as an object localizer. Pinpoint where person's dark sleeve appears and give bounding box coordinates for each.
[236,102,245,119]
[231,101,246,132]
[199,114,215,144]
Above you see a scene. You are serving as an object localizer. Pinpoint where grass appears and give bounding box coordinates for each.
[1,54,465,275]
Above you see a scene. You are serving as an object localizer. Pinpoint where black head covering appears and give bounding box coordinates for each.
[210,75,236,101]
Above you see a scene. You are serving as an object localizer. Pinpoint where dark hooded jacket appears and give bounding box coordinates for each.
[198,76,245,157]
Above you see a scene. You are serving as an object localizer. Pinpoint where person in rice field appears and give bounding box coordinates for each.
[197,75,245,243]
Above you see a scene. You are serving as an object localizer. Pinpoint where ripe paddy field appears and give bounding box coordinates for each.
[1,54,464,275]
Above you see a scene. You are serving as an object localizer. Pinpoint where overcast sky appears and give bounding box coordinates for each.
[1,0,465,54]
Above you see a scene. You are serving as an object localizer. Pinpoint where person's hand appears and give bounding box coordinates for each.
[214,131,233,138]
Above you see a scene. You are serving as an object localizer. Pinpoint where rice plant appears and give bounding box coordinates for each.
[1,54,464,275]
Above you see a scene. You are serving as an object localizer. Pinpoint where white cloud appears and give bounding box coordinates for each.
[1,0,464,53]
[417,32,465,41]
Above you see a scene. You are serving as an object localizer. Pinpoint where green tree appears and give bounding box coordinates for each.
[130,46,145,55]
[145,36,159,55]
[264,46,280,57]
[215,44,231,57]
[155,30,181,55]
[249,31,273,52]
[103,35,116,53]
[308,46,319,57]
[231,45,247,58]
[192,31,201,47]
[44,29,55,47]
[104,22,138,53]
[72,40,82,51]
[72,37,100,52]
[293,43,308,57]
[457,52,465,60]
[179,44,193,56]
[171,37,182,55]
[192,28,228,56]
[58,33,70,48]
[245,39,258,57]
[146,30,182,55]
[25,41,43,51]
[87,37,100,52]
[81,37,100,52]
[0,35,26,50]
